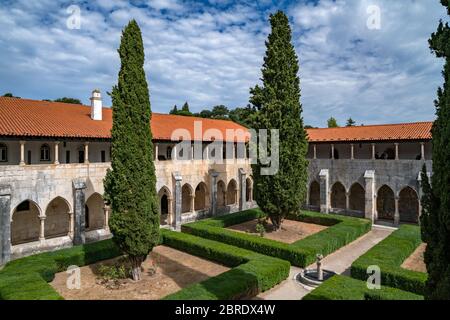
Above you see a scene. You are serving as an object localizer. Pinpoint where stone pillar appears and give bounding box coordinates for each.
[331,144,335,160]
[172,172,182,231]
[313,144,317,160]
[168,196,173,225]
[19,141,26,165]
[173,144,177,161]
[210,171,219,216]
[155,144,159,162]
[372,144,376,160]
[421,142,425,161]
[345,192,350,211]
[191,145,195,162]
[394,196,400,226]
[239,168,247,211]
[0,185,11,266]
[54,142,60,165]
[84,142,89,164]
[395,143,399,160]
[364,170,376,223]
[103,204,110,232]
[190,195,195,213]
[319,169,330,214]
[72,179,87,245]
[350,144,354,160]
[39,216,46,241]
[68,212,74,238]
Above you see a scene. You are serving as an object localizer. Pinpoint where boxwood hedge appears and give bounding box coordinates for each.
[303,275,423,300]
[182,209,371,267]
[0,229,289,300]
[350,224,427,295]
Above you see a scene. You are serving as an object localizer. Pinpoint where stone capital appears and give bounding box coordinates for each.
[172,172,182,182]
[72,178,87,190]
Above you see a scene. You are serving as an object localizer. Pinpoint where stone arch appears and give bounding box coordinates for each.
[399,187,419,224]
[195,182,209,211]
[246,178,253,202]
[181,183,193,213]
[309,181,320,207]
[11,200,41,245]
[349,183,365,213]
[331,182,346,210]
[158,186,172,225]
[217,180,226,208]
[85,193,104,231]
[226,179,238,205]
[45,197,71,239]
[377,185,395,221]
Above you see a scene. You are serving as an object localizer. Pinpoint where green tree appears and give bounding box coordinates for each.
[2,93,20,98]
[421,0,450,299]
[346,118,356,127]
[169,105,178,114]
[54,97,82,104]
[210,105,229,119]
[249,11,309,230]
[327,117,339,128]
[229,105,257,128]
[104,20,159,281]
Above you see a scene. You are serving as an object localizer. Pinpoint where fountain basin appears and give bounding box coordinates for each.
[295,269,336,288]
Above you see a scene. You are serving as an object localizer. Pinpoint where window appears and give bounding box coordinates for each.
[0,143,7,162]
[40,144,50,161]
[101,150,106,163]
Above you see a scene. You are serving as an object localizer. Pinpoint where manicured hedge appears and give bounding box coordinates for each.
[350,224,427,295]
[303,275,423,300]
[0,239,121,300]
[182,209,371,267]
[161,229,290,300]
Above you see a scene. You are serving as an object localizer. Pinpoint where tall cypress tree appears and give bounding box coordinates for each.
[249,11,308,230]
[421,0,450,299]
[104,20,159,281]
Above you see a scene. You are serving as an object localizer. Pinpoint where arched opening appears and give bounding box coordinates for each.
[399,187,419,224]
[195,182,209,211]
[158,187,171,225]
[85,193,104,231]
[40,144,51,161]
[11,200,41,245]
[246,178,253,202]
[377,185,395,221]
[181,184,193,213]
[349,183,365,213]
[217,180,226,208]
[0,143,8,162]
[45,197,70,239]
[309,181,320,207]
[226,179,237,205]
[331,182,346,210]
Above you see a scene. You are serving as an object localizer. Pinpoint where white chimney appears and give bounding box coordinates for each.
[90,89,102,121]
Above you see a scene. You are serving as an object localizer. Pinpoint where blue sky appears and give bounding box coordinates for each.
[0,0,447,127]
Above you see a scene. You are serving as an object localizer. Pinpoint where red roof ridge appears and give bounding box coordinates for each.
[307,121,434,131]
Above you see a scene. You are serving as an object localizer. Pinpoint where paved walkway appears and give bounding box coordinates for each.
[256,225,395,300]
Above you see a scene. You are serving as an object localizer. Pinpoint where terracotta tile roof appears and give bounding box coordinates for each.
[0,97,248,142]
[307,122,433,143]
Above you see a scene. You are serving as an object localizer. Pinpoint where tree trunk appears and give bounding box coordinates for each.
[270,215,282,231]
[130,256,144,281]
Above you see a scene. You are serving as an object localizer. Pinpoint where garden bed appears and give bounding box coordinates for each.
[182,209,371,267]
[227,219,327,244]
[50,246,229,300]
[401,243,427,273]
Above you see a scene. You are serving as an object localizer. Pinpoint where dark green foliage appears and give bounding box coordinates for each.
[0,239,121,300]
[346,118,356,127]
[351,225,427,295]
[327,117,339,128]
[249,11,309,229]
[160,229,290,300]
[421,0,450,300]
[182,209,371,267]
[53,97,82,104]
[103,20,159,274]
[2,93,20,98]
[169,104,178,114]
[303,275,424,300]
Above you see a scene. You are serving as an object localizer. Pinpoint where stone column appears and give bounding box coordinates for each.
[172,172,182,231]
[395,143,399,160]
[319,169,330,214]
[421,142,425,161]
[394,196,400,226]
[239,168,246,211]
[72,179,87,245]
[364,170,376,223]
[350,144,354,160]
[372,144,376,160]
[68,212,74,238]
[345,192,350,211]
[39,216,46,241]
[190,195,195,213]
[155,144,159,162]
[191,145,195,162]
[210,171,219,216]
[313,144,317,160]
[103,204,110,232]
[54,141,60,165]
[0,185,11,266]
[331,144,335,160]
[84,142,89,164]
[19,141,26,165]
[168,196,173,225]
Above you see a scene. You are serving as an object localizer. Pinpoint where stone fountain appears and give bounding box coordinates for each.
[295,254,336,289]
